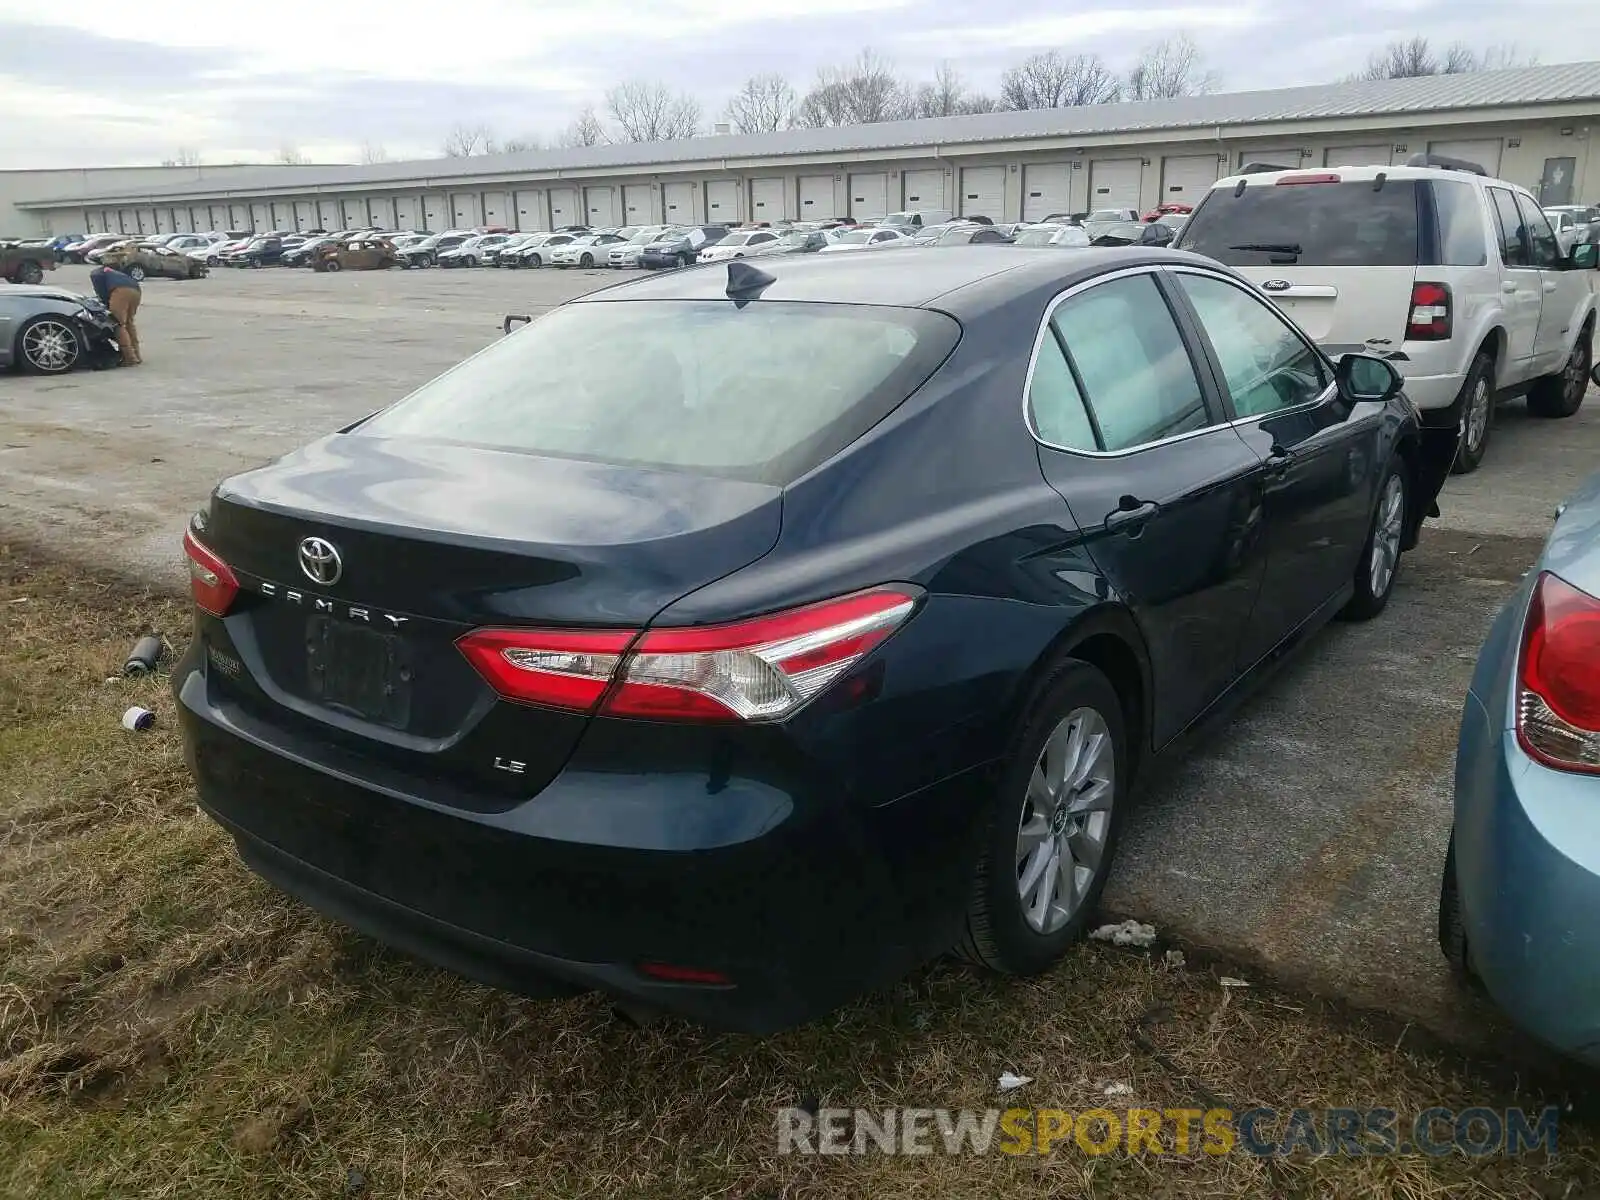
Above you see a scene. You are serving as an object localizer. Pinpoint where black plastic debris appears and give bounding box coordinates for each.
[124,634,165,676]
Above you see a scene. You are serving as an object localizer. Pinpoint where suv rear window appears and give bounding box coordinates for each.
[1177,179,1420,267]
[356,301,960,485]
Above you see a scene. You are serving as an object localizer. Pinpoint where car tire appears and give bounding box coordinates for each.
[18,261,43,285]
[580,253,594,267]
[678,252,693,268]
[1340,457,1408,621]
[957,660,1126,975]
[464,255,477,268]
[207,255,220,266]
[324,259,342,273]
[528,254,543,269]
[1527,327,1591,419]
[1451,352,1494,475]
[1438,831,1473,981]
[127,265,146,282]
[16,315,82,374]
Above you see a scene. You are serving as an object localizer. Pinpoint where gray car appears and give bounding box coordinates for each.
[1,285,121,374]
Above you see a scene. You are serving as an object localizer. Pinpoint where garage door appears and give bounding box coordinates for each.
[1324,143,1392,167]
[510,190,542,231]
[547,186,579,227]
[289,200,311,231]
[422,194,449,230]
[228,204,249,230]
[149,209,165,233]
[1160,155,1218,206]
[622,185,653,224]
[1429,138,1502,176]
[451,192,482,228]
[1089,159,1143,210]
[750,177,786,221]
[1022,163,1071,222]
[902,168,945,211]
[798,175,835,218]
[174,208,193,233]
[584,186,618,227]
[960,166,1006,220]
[480,191,510,227]
[1238,148,1302,171]
[850,172,888,220]
[317,199,340,230]
[341,198,364,228]
[705,180,738,222]
[663,181,698,223]
[368,197,396,230]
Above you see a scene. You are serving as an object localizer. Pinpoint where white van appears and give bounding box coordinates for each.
[1175,157,1596,472]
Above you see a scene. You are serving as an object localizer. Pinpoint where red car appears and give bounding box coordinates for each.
[1141,203,1193,222]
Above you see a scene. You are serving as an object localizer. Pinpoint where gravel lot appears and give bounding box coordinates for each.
[3,261,1596,1049]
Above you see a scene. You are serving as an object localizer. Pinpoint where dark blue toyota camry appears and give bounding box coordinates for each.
[175,248,1458,1032]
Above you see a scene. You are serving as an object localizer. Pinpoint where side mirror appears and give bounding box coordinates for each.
[502,314,532,335]
[1572,242,1598,270]
[1335,353,1402,403]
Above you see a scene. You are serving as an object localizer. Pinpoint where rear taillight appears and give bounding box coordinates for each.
[456,628,635,713]
[1516,572,1600,774]
[183,528,238,617]
[1406,282,1452,341]
[456,587,918,722]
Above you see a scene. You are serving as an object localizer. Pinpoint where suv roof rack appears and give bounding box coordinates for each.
[1403,152,1488,176]
[1238,162,1300,175]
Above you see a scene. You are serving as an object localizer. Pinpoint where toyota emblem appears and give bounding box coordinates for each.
[298,536,343,586]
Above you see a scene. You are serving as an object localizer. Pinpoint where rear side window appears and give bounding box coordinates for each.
[1028,332,1098,450]
[1431,180,1489,267]
[357,301,960,485]
[1515,193,1562,268]
[1178,180,1420,267]
[1488,188,1530,267]
[1051,274,1211,452]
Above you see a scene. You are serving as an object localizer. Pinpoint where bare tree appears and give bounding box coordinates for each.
[442,122,497,157]
[999,51,1122,110]
[910,62,998,117]
[161,147,201,168]
[359,141,389,164]
[275,145,308,165]
[502,135,541,153]
[1358,37,1537,79]
[1124,34,1216,101]
[557,106,608,148]
[725,73,798,133]
[606,80,702,142]
[797,49,912,127]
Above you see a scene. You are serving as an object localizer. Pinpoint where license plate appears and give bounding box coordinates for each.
[306,615,411,728]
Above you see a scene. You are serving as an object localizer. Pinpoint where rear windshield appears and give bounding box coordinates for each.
[1177,179,1420,267]
[355,300,960,485]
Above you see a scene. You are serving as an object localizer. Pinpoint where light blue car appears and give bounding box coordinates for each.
[1441,467,1600,1064]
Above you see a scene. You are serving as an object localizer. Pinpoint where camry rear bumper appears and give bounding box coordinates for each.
[175,650,988,1032]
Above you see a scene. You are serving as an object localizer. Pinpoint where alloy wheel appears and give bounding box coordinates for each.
[1463,375,1490,454]
[1562,339,1590,406]
[1014,707,1115,935]
[21,319,79,372]
[1369,472,1405,598]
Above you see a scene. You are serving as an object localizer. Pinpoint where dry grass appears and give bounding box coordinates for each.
[1,538,1597,1199]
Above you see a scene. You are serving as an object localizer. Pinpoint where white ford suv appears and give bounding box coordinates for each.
[1176,157,1596,472]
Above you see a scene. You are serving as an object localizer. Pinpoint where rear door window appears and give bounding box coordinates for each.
[1515,193,1563,268]
[1431,180,1489,267]
[1177,180,1420,267]
[1489,188,1531,267]
[1175,272,1330,417]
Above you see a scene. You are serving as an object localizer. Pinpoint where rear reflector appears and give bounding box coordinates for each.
[456,627,634,713]
[456,586,920,722]
[183,528,239,617]
[1517,572,1600,774]
[1275,172,1341,186]
[637,961,733,985]
[1406,282,1452,341]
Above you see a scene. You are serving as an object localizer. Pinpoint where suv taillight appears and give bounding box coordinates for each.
[1516,572,1600,774]
[457,587,919,722]
[1406,282,1452,341]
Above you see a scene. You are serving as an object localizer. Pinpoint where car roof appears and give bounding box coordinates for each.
[576,246,1203,313]
[1213,163,1517,189]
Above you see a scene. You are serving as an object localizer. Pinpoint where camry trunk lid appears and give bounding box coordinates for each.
[200,434,781,801]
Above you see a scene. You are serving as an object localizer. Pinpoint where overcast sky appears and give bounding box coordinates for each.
[0,0,1585,168]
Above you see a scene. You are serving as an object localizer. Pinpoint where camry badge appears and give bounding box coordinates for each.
[1261,279,1291,292]
[298,537,343,586]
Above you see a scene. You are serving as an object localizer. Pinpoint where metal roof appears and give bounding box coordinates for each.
[29,61,1600,207]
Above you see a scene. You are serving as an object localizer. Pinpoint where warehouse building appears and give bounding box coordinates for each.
[14,62,1600,237]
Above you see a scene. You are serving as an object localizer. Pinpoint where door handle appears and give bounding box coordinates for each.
[1264,445,1293,476]
[1105,498,1159,534]
[1543,281,1558,293]
[1501,280,1518,294]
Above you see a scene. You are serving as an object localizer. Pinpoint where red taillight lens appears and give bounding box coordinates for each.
[1517,572,1600,774]
[605,587,918,722]
[1274,172,1341,186]
[183,528,239,617]
[1406,282,1452,341]
[636,961,732,985]
[456,627,635,713]
[455,587,918,722]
